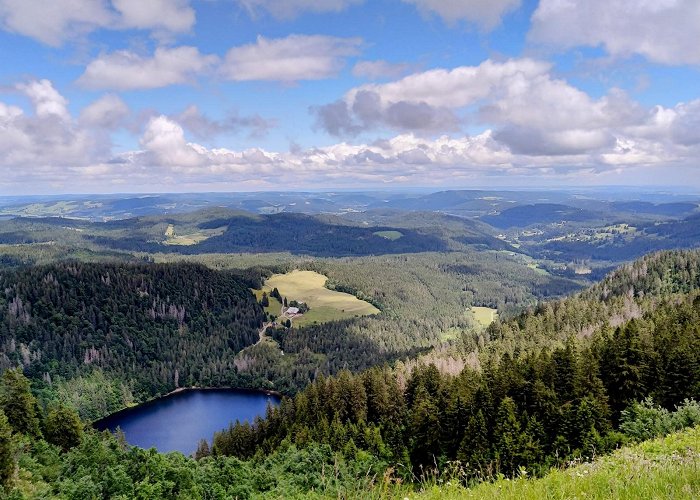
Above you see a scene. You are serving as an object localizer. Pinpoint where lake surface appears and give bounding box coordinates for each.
[94,389,280,455]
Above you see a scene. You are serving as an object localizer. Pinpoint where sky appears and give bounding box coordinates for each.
[0,0,699,194]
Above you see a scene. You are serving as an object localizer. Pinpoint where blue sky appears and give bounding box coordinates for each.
[0,0,699,194]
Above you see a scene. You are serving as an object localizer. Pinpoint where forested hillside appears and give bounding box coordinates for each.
[83,212,450,257]
[0,262,264,417]
[210,250,700,482]
[0,251,698,498]
[215,251,581,392]
[477,249,700,359]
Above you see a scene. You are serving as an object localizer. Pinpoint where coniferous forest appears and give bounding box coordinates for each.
[0,262,264,418]
[0,249,697,498]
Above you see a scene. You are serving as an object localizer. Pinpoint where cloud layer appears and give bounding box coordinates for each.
[78,46,218,90]
[0,0,194,46]
[2,78,699,193]
[530,0,700,65]
[223,35,362,82]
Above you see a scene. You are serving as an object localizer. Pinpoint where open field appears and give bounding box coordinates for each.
[256,270,380,326]
[252,289,283,318]
[409,425,700,500]
[470,306,498,327]
[163,224,227,246]
[373,230,404,240]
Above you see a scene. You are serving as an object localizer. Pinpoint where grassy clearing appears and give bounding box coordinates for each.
[257,270,379,326]
[470,306,498,327]
[406,425,700,500]
[252,289,283,318]
[373,230,404,241]
[162,225,227,246]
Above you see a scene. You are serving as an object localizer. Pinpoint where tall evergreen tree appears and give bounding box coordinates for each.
[0,410,13,487]
[44,404,83,451]
[0,369,40,437]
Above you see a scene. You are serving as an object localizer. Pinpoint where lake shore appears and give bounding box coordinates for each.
[93,386,283,426]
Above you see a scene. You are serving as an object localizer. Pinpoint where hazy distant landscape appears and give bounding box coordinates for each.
[2,188,698,279]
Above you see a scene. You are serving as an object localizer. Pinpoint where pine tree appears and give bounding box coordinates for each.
[457,410,491,477]
[493,397,524,476]
[409,385,441,471]
[0,368,41,437]
[0,410,13,487]
[44,404,83,451]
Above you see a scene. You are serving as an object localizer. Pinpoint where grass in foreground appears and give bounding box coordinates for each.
[257,270,380,325]
[404,426,700,500]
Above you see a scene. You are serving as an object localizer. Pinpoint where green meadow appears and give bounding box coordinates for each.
[256,270,380,326]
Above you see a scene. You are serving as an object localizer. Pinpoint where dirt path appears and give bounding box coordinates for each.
[255,321,272,346]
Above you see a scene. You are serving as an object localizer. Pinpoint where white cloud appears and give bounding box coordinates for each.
[78,46,218,90]
[0,0,194,46]
[0,80,102,169]
[670,100,700,146]
[140,115,204,167]
[173,105,276,139]
[112,0,194,33]
[222,34,362,82]
[1,78,697,193]
[0,0,112,46]
[316,59,550,136]
[79,94,130,129]
[16,79,70,121]
[347,58,550,108]
[314,58,658,156]
[403,0,521,29]
[352,60,414,80]
[530,0,700,65]
[236,0,363,20]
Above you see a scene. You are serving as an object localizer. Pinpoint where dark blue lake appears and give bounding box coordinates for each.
[94,389,279,455]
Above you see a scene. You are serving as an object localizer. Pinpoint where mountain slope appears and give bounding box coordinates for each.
[0,262,264,415]
[413,425,700,500]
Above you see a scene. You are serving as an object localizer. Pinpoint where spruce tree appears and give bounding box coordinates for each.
[44,404,83,451]
[0,369,41,437]
[0,410,13,487]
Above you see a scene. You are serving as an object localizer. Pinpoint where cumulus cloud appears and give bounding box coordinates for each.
[112,0,194,34]
[0,0,194,46]
[313,58,660,156]
[352,60,415,80]
[1,78,698,193]
[670,100,700,146]
[80,94,130,129]
[313,59,549,136]
[403,0,521,29]
[236,0,363,20]
[140,116,204,168]
[0,80,104,170]
[347,59,551,109]
[173,105,276,139]
[222,34,362,82]
[530,0,700,65]
[78,46,218,90]
[16,79,70,120]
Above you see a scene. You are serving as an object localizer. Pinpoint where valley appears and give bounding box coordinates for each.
[0,190,698,498]
[2,1,698,496]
